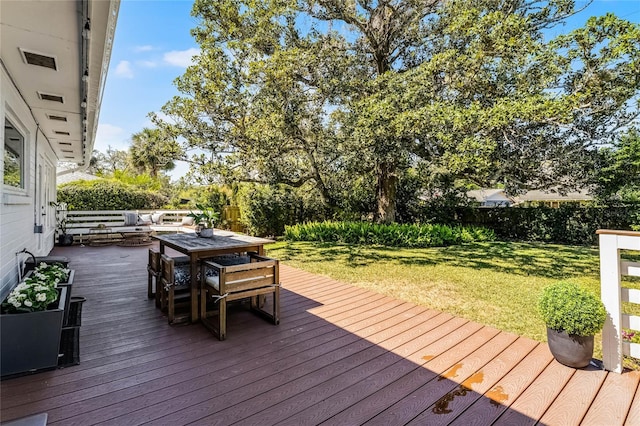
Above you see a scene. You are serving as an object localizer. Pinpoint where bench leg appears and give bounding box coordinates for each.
[218,299,227,341]
[148,273,155,299]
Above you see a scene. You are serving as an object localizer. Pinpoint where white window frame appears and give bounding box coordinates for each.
[2,112,29,196]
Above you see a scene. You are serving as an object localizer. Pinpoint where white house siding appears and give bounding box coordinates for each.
[1,69,56,301]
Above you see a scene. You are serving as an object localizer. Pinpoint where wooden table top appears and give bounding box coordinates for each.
[152,231,274,253]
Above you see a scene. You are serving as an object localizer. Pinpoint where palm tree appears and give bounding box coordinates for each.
[129,128,183,178]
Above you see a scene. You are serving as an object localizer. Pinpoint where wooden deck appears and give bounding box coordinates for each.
[1,243,639,425]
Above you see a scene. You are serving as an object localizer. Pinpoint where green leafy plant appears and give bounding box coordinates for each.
[51,201,69,234]
[188,203,219,228]
[57,180,168,210]
[538,281,607,336]
[455,205,640,245]
[284,221,495,248]
[1,263,68,313]
[33,262,71,284]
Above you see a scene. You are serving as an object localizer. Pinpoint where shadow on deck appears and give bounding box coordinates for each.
[1,243,639,425]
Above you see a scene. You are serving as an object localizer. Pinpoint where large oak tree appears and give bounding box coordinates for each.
[156,0,640,222]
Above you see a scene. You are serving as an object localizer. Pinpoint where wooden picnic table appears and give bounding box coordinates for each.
[152,230,275,322]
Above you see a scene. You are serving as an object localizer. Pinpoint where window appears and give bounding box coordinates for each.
[4,118,25,188]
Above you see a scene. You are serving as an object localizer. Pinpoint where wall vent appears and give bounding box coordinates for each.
[38,92,64,103]
[61,149,74,153]
[48,115,67,122]
[21,50,57,70]
[59,142,72,146]
[54,131,70,136]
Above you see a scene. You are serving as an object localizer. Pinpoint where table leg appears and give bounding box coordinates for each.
[191,254,199,323]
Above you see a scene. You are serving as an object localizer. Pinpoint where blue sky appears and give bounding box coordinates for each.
[95,0,640,180]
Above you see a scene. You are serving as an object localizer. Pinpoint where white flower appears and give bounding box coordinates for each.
[36,293,47,302]
[24,300,32,307]
[16,282,28,291]
[12,300,21,308]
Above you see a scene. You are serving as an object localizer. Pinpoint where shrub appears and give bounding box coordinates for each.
[455,205,640,245]
[284,221,495,247]
[538,281,606,336]
[57,180,167,210]
[237,184,330,236]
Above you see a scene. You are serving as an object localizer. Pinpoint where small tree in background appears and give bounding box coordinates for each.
[129,127,183,178]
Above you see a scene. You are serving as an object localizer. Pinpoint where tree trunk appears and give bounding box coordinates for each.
[375,161,397,223]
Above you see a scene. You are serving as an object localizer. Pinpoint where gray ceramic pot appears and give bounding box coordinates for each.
[546,327,594,368]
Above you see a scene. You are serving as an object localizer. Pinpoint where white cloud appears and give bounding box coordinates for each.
[133,45,154,52]
[163,48,200,68]
[114,60,134,78]
[137,60,158,68]
[94,123,129,152]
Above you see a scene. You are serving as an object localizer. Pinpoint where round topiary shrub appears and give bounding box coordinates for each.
[538,281,607,336]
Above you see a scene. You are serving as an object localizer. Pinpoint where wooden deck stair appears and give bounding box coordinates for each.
[1,243,639,425]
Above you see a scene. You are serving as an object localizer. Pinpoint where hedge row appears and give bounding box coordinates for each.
[284,221,495,247]
[57,181,168,210]
[455,206,640,245]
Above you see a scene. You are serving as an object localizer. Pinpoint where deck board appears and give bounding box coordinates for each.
[539,366,608,425]
[1,243,639,425]
[407,336,538,426]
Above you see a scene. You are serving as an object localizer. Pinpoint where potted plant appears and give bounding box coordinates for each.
[188,203,220,238]
[52,202,74,246]
[1,264,70,376]
[538,281,607,368]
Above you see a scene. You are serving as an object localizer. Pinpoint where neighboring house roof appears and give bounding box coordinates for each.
[467,189,513,204]
[516,189,593,202]
[467,188,593,206]
[56,171,102,185]
[1,0,120,168]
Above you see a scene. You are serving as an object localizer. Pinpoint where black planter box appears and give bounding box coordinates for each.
[1,286,69,377]
[24,256,70,274]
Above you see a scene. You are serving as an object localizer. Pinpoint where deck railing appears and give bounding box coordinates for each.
[598,229,640,373]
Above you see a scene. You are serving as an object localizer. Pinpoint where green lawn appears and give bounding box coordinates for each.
[265,240,640,368]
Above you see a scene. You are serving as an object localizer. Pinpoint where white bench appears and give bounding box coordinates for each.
[60,210,196,244]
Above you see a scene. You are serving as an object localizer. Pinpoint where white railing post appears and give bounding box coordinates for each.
[599,232,623,373]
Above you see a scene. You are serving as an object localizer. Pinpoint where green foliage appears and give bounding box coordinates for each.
[456,206,640,245]
[596,129,640,202]
[237,184,330,237]
[284,221,495,248]
[3,149,21,187]
[538,281,606,336]
[2,263,69,313]
[57,180,168,210]
[156,0,640,224]
[129,127,183,178]
[110,170,166,191]
[89,147,129,175]
[187,203,219,228]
